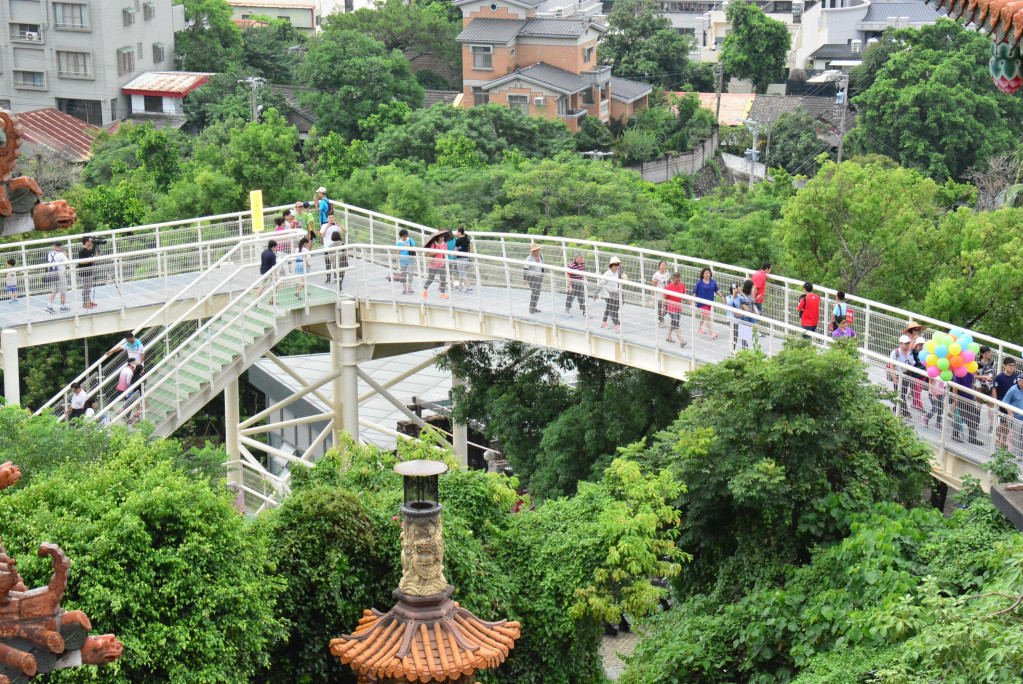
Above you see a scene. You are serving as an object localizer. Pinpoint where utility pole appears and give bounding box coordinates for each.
[238,76,266,123]
[715,63,724,125]
[743,118,760,188]
[836,75,850,163]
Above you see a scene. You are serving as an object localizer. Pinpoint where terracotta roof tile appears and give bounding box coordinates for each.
[12,108,101,163]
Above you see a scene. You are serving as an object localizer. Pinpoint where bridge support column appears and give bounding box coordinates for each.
[1,330,19,406]
[338,300,360,443]
[451,372,468,468]
[224,378,241,488]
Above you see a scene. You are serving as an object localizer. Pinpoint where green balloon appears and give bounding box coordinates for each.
[968,342,981,354]
[940,369,953,382]
[937,358,950,370]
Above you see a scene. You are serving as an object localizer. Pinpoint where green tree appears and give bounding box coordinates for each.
[434,133,485,169]
[633,341,932,597]
[598,0,699,91]
[774,158,940,301]
[846,20,1023,181]
[763,108,834,176]
[173,0,243,72]
[218,109,306,203]
[240,19,307,84]
[182,71,291,131]
[0,433,284,683]
[301,30,424,138]
[310,132,370,181]
[323,0,461,77]
[719,0,792,93]
[129,123,188,191]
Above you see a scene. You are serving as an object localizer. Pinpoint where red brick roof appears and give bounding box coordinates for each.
[13,108,101,163]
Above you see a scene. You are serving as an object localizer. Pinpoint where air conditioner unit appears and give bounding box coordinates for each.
[850,39,862,54]
[534,96,546,106]
[24,31,40,41]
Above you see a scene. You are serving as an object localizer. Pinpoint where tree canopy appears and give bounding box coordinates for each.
[719,0,791,93]
[173,0,243,72]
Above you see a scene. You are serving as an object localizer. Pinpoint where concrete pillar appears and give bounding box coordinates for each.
[1,330,19,407]
[224,378,241,487]
[339,300,360,442]
[451,372,468,468]
[330,338,343,449]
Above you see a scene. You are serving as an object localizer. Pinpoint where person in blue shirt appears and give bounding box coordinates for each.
[396,229,416,294]
[316,187,331,228]
[993,358,1019,449]
[693,267,723,338]
[1002,375,1023,457]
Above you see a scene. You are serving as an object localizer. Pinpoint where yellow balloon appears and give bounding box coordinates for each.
[925,340,937,353]
[966,361,979,373]
[949,344,962,356]
[926,353,938,366]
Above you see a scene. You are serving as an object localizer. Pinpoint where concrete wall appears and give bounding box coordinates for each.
[227,3,319,31]
[0,0,177,125]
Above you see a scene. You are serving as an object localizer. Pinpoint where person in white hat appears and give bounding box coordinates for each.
[888,334,915,418]
[592,256,623,331]
[315,187,331,230]
[523,243,545,313]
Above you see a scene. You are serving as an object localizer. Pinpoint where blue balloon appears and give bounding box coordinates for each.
[935,344,949,358]
[958,334,973,348]
[949,327,964,339]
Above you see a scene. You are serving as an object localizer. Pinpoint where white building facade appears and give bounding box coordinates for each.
[0,0,184,125]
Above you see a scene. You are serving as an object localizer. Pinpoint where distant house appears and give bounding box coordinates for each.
[455,0,650,130]
[224,1,320,32]
[122,71,213,122]
[12,108,101,163]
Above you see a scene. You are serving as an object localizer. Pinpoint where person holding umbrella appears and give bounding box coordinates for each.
[422,229,452,299]
[523,243,546,313]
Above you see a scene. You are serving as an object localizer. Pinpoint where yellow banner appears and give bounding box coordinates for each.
[250,190,264,232]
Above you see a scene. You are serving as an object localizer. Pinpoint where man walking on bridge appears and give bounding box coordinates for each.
[78,236,98,309]
[523,243,545,314]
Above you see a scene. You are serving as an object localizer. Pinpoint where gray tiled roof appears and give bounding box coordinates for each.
[610,77,652,103]
[519,18,603,37]
[861,1,940,22]
[423,90,461,108]
[809,43,857,60]
[456,18,528,43]
[482,62,589,94]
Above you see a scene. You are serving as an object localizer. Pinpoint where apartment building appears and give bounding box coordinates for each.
[0,0,184,126]
[225,0,321,31]
[456,0,649,130]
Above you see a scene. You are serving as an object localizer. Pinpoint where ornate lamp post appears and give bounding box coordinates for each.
[330,460,520,683]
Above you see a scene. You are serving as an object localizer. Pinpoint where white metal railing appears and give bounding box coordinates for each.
[34,232,301,419]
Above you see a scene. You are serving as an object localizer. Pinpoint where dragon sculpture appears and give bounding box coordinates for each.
[0,461,122,683]
[925,0,1023,93]
[0,110,78,237]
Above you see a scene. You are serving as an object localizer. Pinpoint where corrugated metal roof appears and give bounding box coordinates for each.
[610,77,652,103]
[672,92,756,126]
[456,18,527,43]
[483,62,589,94]
[861,0,940,22]
[14,108,101,163]
[122,71,214,95]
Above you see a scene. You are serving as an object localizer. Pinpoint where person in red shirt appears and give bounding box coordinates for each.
[664,272,688,348]
[797,281,821,338]
[751,262,771,315]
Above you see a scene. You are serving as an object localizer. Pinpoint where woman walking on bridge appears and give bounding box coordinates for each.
[694,267,724,338]
[593,256,623,330]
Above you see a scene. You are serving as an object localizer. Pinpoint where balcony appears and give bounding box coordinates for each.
[582,65,612,86]
[58,70,93,80]
[55,22,89,31]
[10,30,43,44]
[600,100,609,117]
[559,108,587,119]
[13,72,46,90]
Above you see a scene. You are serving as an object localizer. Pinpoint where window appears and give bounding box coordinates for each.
[144,95,163,113]
[583,46,594,63]
[117,47,135,76]
[507,94,529,114]
[57,51,91,78]
[143,1,156,19]
[137,42,143,59]
[10,23,42,41]
[13,70,45,89]
[123,7,136,26]
[472,86,489,106]
[471,45,492,70]
[110,99,118,121]
[557,96,569,115]
[54,3,89,29]
[581,87,595,106]
[57,98,103,125]
[152,42,165,63]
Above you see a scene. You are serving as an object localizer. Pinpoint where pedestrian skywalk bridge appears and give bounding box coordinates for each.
[0,202,1017,512]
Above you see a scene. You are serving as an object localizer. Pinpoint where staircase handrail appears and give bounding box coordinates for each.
[34,232,294,418]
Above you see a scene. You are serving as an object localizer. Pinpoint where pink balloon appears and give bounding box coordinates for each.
[961,350,975,364]
[927,366,941,378]
[953,365,969,378]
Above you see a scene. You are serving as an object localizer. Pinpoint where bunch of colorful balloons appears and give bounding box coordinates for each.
[923,328,981,382]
